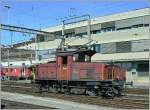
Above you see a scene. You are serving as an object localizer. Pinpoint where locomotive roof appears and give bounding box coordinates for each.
[56,49,96,57]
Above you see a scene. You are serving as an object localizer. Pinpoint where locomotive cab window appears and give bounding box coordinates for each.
[73,53,91,62]
[85,55,90,62]
[62,56,67,65]
[78,54,85,62]
[73,54,78,62]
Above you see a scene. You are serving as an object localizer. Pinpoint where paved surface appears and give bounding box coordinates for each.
[1,91,119,110]
[1,99,56,109]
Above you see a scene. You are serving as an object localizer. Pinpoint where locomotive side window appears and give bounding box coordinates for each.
[62,56,67,65]
[73,54,78,62]
[85,55,90,62]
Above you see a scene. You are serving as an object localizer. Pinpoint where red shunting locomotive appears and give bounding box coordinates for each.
[35,49,126,97]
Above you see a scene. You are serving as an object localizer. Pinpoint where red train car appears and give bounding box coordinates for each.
[1,66,30,80]
[35,49,126,97]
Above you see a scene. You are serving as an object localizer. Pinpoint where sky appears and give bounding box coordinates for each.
[1,0,149,45]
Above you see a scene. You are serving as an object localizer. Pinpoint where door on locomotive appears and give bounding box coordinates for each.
[105,65,120,81]
[56,52,72,80]
[107,67,113,80]
[28,65,36,81]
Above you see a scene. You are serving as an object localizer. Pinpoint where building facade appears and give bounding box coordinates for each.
[4,8,149,87]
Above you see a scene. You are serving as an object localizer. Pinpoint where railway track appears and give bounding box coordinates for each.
[1,81,149,109]
[2,80,149,94]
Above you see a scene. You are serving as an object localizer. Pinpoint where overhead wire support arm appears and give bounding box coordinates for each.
[62,14,90,22]
[60,14,91,50]
[0,24,61,39]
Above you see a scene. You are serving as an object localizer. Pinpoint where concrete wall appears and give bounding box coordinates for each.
[65,27,149,45]
[15,27,149,65]
[91,52,149,62]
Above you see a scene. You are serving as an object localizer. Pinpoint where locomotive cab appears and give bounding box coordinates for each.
[56,49,96,63]
[56,49,96,80]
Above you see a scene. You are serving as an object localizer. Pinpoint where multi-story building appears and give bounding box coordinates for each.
[3,8,149,87]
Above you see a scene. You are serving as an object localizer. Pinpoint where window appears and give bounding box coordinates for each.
[101,42,116,54]
[101,26,115,32]
[116,41,131,53]
[117,27,131,30]
[137,62,149,77]
[95,44,101,53]
[38,55,42,60]
[91,44,101,53]
[138,72,149,77]
[66,32,75,38]
[73,53,90,62]
[91,30,101,34]
[144,49,149,51]
[62,56,67,65]
[144,24,149,27]
[132,24,144,28]
[78,54,85,62]
[132,72,136,75]
[73,54,78,62]
[137,64,149,72]
[75,32,87,37]
[37,35,45,42]
[121,63,131,70]
[85,55,90,62]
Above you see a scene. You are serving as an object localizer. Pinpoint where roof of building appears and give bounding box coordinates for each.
[42,8,149,32]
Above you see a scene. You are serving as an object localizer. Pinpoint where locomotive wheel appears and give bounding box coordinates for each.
[102,87,114,98]
[97,91,102,96]
[48,86,58,93]
[113,87,122,96]
[64,91,70,95]
[113,88,119,96]
[86,89,96,96]
[106,92,114,97]
[60,86,70,95]
[15,77,19,81]
[70,88,85,95]
[1,104,5,109]
[38,84,43,93]
[60,88,68,93]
